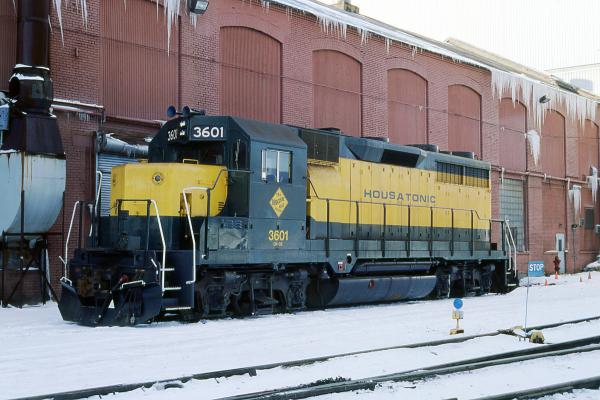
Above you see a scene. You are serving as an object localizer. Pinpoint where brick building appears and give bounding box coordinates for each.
[1,0,599,303]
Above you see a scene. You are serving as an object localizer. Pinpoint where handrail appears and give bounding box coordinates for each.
[181,167,229,285]
[59,200,83,277]
[88,171,103,238]
[115,199,166,290]
[505,219,518,276]
[307,178,493,224]
[182,186,209,285]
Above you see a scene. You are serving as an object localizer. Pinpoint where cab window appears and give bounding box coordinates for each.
[262,149,292,183]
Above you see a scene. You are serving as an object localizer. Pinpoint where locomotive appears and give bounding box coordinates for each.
[59,109,517,326]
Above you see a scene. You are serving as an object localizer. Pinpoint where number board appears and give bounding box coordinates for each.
[190,126,226,141]
[527,261,545,277]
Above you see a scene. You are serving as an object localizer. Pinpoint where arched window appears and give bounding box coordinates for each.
[541,110,566,177]
[448,85,481,157]
[387,69,427,144]
[499,99,527,171]
[313,50,361,136]
[220,27,282,123]
[101,0,178,120]
[579,119,599,177]
[0,2,16,91]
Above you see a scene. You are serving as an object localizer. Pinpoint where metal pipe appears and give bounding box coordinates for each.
[17,0,50,67]
[97,134,148,158]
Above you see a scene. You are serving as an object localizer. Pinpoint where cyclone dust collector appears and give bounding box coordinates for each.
[1,0,66,306]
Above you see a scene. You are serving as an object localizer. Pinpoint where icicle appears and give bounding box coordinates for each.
[491,69,597,129]
[53,0,64,44]
[12,0,16,13]
[261,0,270,10]
[79,0,88,29]
[385,38,391,54]
[163,0,181,54]
[587,166,599,203]
[525,130,540,166]
[569,185,582,216]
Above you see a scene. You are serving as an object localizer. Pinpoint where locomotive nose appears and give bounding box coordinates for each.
[110,162,228,218]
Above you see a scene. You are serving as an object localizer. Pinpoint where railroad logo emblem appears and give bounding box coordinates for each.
[270,188,288,217]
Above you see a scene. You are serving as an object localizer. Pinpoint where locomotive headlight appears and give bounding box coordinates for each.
[152,172,164,185]
[188,0,209,14]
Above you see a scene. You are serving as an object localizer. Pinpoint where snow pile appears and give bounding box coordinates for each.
[525,130,540,166]
[587,166,598,203]
[491,69,597,128]
[568,184,582,216]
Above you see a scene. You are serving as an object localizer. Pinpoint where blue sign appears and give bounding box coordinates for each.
[528,261,545,277]
[0,104,9,131]
[453,298,463,310]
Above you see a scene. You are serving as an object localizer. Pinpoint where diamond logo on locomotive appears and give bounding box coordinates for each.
[270,188,288,217]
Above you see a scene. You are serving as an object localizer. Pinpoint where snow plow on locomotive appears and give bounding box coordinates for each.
[59,110,518,326]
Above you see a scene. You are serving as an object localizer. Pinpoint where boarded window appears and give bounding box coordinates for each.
[101,0,178,121]
[500,178,525,251]
[313,50,361,136]
[0,2,17,91]
[583,203,598,251]
[541,111,566,177]
[448,85,481,158]
[499,99,527,171]
[387,69,427,145]
[579,119,599,178]
[220,27,282,123]
[585,207,595,230]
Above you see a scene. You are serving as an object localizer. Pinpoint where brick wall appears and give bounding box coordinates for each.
[2,0,600,302]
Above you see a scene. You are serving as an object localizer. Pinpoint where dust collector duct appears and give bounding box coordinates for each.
[97,134,149,158]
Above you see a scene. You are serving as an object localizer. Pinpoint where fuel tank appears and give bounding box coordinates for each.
[307,275,437,307]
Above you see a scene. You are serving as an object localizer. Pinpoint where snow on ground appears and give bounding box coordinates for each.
[314,350,600,399]
[87,335,535,399]
[88,314,600,400]
[1,271,600,399]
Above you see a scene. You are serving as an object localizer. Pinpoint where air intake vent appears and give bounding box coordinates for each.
[299,129,339,163]
[452,151,476,159]
[408,144,438,152]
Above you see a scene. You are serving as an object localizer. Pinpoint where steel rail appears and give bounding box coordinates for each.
[9,315,600,400]
[472,375,600,400]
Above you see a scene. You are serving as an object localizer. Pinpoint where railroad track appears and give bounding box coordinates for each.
[472,375,600,400]
[11,315,600,400]
[213,336,600,400]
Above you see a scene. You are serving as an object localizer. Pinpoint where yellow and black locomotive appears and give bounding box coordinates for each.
[59,110,515,325]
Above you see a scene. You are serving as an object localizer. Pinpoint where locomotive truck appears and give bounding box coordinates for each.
[59,109,517,326]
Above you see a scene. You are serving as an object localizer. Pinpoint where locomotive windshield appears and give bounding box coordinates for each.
[149,141,225,165]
